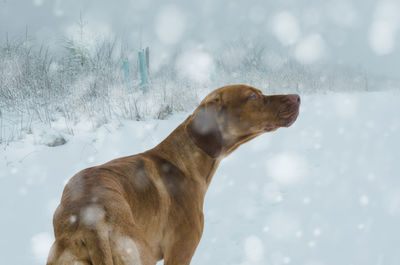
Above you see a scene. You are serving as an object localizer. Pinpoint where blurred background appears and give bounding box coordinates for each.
[1,0,400,77]
[1,0,399,142]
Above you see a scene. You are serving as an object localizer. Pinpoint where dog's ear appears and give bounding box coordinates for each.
[187,99,222,158]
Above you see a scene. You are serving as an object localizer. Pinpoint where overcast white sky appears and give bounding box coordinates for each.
[0,0,399,78]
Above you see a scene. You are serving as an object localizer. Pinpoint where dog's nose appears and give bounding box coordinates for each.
[287,94,300,105]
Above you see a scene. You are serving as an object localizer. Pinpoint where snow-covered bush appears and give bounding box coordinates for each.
[0,35,397,144]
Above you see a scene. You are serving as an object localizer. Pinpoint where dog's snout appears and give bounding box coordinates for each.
[287,94,300,105]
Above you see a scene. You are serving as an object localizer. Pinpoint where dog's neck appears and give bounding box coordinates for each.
[150,121,220,189]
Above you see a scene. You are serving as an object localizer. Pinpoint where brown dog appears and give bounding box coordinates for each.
[47,84,300,265]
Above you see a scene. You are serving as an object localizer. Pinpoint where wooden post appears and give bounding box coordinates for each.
[145,46,150,74]
[138,49,149,93]
[122,58,132,92]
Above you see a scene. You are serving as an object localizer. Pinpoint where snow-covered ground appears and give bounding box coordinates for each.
[1,90,400,265]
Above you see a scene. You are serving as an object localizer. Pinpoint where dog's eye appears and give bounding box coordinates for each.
[249,93,259,100]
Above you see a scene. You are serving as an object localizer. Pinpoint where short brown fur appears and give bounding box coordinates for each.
[47,84,300,265]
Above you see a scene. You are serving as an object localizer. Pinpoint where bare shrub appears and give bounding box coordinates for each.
[0,36,396,144]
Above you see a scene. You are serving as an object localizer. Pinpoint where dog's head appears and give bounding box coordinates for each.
[187,84,300,157]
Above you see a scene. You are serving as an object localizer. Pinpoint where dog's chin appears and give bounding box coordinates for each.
[263,126,278,132]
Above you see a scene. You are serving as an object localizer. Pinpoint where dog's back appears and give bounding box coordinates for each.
[48,146,205,265]
[48,154,163,265]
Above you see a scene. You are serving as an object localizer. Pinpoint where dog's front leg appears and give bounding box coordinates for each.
[163,212,204,265]
[163,236,201,265]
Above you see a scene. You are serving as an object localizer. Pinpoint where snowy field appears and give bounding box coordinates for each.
[1,90,400,265]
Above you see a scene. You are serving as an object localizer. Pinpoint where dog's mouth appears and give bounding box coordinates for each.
[277,107,299,127]
[282,111,299,127]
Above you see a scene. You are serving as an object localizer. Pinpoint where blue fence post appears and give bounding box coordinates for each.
[138,49,149,93]
[145,47,150,74]
[122,58,132,93]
